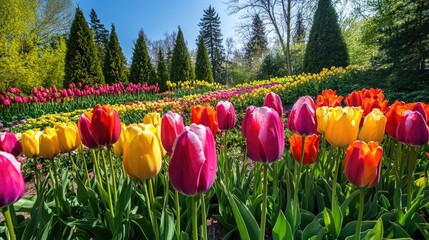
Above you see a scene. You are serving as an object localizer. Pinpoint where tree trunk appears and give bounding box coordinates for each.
[281,0,292,75]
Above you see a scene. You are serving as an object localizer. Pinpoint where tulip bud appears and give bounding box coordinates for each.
[287,96,317,136]
[358,109,386,143]
[325,107,363,147]
[216,101,236,130]
[263,92,283,119]
[288,133,320,165]
[161,111,184,154]
[0,132,22,156]
[22,129,42,158]
[55,122,81,153]
[39,126,60,158]
[0,151,26,207]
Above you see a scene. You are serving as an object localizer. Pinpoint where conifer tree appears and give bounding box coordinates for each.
[129,29,156,84]
[244,14,268,68]
[195,36,214,82]
[303,0,348,73]
[103,24,128,84]
[170,27,194,83]
[293,11,305,44]
[64,7,104,87]
[89,9,109,62]
[157,49,169,91]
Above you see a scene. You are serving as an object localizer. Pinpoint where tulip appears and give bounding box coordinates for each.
[113,123,127,156]
[396,110,429,146]
[288,96,317,136]
[385,101,407,139]
[316,89,343,107]
[316,106,333,134]
[242,106,284,163]
[168,124,217,196]
[362,98,388,117]
[263,92,283,118]
[55,122,81,153]
[0,132,22,157]
[91,104,121,146]
[191,105,219,135]
[39,126,60,158]
[161,111,185,154]
[344,141,383,188]
[344,90,362,107]
[0,151,25,208]
[216,101,236,130]
[288,133,320,165]
[143,112,161,126]
[358,109,387,143]
[78,112,98,149]
[123,128,163,180]
[410,102,427,123]
[22,129,42,158]
[325,107,363,147]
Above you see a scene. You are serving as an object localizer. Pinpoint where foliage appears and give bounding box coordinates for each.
[156,49,169,92]
[293,10,305,44]
[244,14,268,69]
[89,8,109,64]
[303,0,349,73]
[64,7,104,87]
[103,24,128,84]
[170,27,194,83]
[129,29,156,85]
[195,37,214,83]
[257,51,288,80]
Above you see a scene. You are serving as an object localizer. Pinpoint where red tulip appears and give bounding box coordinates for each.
[287,96,317,136]
[0,132,22,157]
[288,133,320,165]
[168,124,217,196]
[90,104,121,146]
[362,98,388,116]
[344,90,362,107]
[316,89,343,107]
[385,101,407,139]
[161,111,185,154]
[216,101,236,130]
[263,92,283,118]
[396,110,429,146]
[78,112,98,149]
[0,151,25,207]
[191,104,219,135]
[242,106,284,163]
[344,141,383,188]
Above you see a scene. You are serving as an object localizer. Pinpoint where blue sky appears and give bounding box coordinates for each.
[73,0,241,61]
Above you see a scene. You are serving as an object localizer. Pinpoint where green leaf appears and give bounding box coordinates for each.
[364,218,383,240]
[160,208,175,240]
[323,205,342,238]
[302,213,324,239]
[390,221,411,238]
[273,210,293,240]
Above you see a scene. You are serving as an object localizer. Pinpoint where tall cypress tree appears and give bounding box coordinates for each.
[244,14,268,68]
[303,0,348,73]
[157,49,169,91]
[129,29,156,84]
[64,7,104,87]
[89,9,109,63]
[170,27,194,83]
[197,5,224,83]
[293,11,305,44]
[104,24,128,84]
[195,36,214,82]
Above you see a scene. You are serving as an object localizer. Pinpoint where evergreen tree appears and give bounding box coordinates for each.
[293,10,305,44]
[89,9,109,62]
[303,0,348,73]
[170,27,194,83]
[103,24,128,84]
[64,7,104,87]
[197,5,224,83]
[195,36,214,82]
[129,29,156,84]
[156,49,169,91]
[244,14,268,68]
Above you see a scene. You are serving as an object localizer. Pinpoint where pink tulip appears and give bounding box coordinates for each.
[242,106,284,163]
[161,111,185,154]
[263,92,283,118]
[216,101,236,130]
[0,132,22,156]
[168,124,217,196]
[0,151,25,208]
[396,110,429,146]
[287,96,317,136]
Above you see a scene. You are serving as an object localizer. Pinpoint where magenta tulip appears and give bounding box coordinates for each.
[168,124,217,196]
[396,110,429,146]
[263,92,283,118]
[0,132,22,157]
[216,101,236,130]
[91,104,121,146]
[242,106,285,163]
[161,111,185,154]
[78,112,99,149]
[287,96,317,136]
[0,151,25,208]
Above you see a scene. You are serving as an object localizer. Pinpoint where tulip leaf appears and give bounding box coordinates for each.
[13,196,36,211]
[323,205,342,238]
[273,210,293,240]
[302,212,324,239]
[389,221,411,238]
[340,189,360,216]
[160,207,175,240]
[364,218,384,240]
[338,220,377,239]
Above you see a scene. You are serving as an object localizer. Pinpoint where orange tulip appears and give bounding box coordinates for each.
[362,98,388,117]
[191,104,218,135]
[316,89,343,107]
[384,101,407,139]
[288,133,320,165]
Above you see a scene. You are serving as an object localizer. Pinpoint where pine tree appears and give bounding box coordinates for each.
[129,29,156,84]
[64,7,104,87]
[303,0,348,73]
[197,5,224,83]
[103,24,128,84]
[170,27,194,83]
[156,49,169,91]
[89,9,109,62]
[244,14,268,68]
[195,36,214,82]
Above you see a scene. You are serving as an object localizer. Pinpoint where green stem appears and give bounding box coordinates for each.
[192,196,198,240]
[81,151,91,188]
[332,147,342,209]
[223,131,228,184]
[175,190,181,239]
[295,135,306,207]
[259,163,268,240]
[407,146,416,210]
[2,205,16,240]
[101,151,115,218]
[33,158,40,194]
[92,150,104,190]
[355,188,365,240]
[148,179,159,240]
[108,147,118,204]
[201,194,207,240]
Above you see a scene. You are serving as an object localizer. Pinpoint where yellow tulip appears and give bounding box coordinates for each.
[113,123,127,156]
[325,107,363,147]
[22,130,42,158]
[55,122,81,153]
[138,123,166,157]
[358,109,387,143]
[39,126,60,158]
[123,130,162,180]
[143,112,161,126]
[316,106,333,134]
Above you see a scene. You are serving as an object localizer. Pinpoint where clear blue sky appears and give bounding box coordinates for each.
[73,0,241,61]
